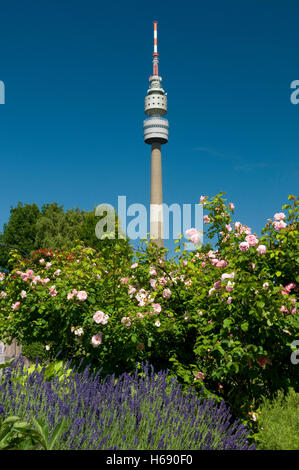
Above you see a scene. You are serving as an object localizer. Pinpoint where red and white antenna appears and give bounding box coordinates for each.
[153,21,159,76]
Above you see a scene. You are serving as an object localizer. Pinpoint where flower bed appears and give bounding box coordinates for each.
[0,359,254,450]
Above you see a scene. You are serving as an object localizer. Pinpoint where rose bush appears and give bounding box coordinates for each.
[0,193,298,420]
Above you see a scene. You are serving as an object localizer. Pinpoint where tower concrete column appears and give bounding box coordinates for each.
[150,142,163,247]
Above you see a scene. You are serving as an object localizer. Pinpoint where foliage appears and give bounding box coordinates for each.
[0,201,129,270]
[0,193,298,421]
[254,389,299,450]
[0,414,67,450]
[21,342,48,362]
[0,202,40,269]
[0,360,254,450]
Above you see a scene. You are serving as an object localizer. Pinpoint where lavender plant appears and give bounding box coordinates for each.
[0,358,254,450]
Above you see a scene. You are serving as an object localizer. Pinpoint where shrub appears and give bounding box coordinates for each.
[254,389,299,450]
[22,342,48,362]
[0,193,298,420]
[0,359,254,450]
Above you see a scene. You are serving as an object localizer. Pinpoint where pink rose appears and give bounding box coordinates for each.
[149,267,157,275]
[77,291,87,301]
[153,303,162,314]
[20,290,27,299]
[216,260,227,268]
[49,286,58,297]
[227,296,232,304]
[131,263,138,269]
[245,235,259,246]
[274,212,286,221]
[273,220,287,230]
[256,245,267,255]
[93,310,109,324]
[221,272,235,280]
[213,281,221,290]
[190,232,201,244]
[163,288,172,299]
[226,281,235,292]
[239,241,249,252]
[203,215,210,224]
[211,258,219,265]
[229,203,235,211]
[193,371,205,380]
[201,262,206,267]
[91,333,102,347]
[12,301,21,310]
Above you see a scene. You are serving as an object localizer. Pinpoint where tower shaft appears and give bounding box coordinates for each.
[150,142,163,247]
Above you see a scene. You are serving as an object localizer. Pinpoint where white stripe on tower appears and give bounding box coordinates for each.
[153,21,158,53]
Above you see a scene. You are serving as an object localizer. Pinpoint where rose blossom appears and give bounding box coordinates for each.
[221,272,235,280]
[226,281,235,292]
[0,272,6,281]
[200,195,206,204]
[136,312,144,319]
[77,291,87,301]
[149,267,157,275]
[120,277,129,284]
[186,228,197,237]
[213,281,221,290]
[39,258,45,264]
[1,291,7,298]
[49,286,58,297]
[256,245,267,255]
[211,258,219,265]
[158,277,167,286]
[227,296,232,304]
[163,288,172,299]
[46,262,52,269]
[45,345,51,351]
[203,215,210,224]
[12,301,21,310]
[91,333,102,347]
[74,327,84,336]
[193,371,205,381]
[155,320,161,327]
[263,282,269,289]
[54,269,61,276]
[121,317,131,327]
[274,212,286,221]
[20,290,27,299]
[239,241,249,252]
[153,303,162,314]
[201,262,206,267]
[245,234,259,246]
[150,279,157,290]
[131,263,138,269]
[229,202,235,211]
[93,310,109,324]
[225,224,232,232]
[216,260,227,268]
[273,220,287,230]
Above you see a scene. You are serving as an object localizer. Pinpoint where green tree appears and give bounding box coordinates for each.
[0,202,41,269]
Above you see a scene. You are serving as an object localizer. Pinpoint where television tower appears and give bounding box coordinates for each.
[143,21,169,248]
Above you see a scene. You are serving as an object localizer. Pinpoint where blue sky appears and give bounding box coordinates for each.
[0,0,298,253]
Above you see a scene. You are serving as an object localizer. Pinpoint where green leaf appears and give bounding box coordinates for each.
[241,322,249,332]
[275,271,282,277]
[48,418,67,450]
